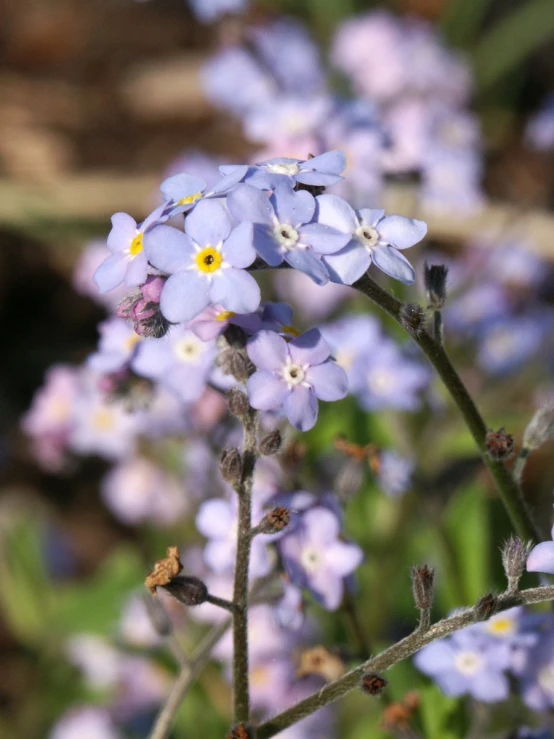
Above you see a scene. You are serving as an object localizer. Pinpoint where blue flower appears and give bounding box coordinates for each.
[227,183,349,285]
[143,199,260,323]
[220,150,346,191]
[160,166,248,219]
[246,328,348,431]
[188,0,248,24]
[315,194,427,284]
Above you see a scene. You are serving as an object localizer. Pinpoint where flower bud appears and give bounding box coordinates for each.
[522,404,554,451]
[227,723,255,739]
[220,448,242,485]
[141,275,165,303]
[228,351,252,383]
[259,429,282,456]
[257,507,290,534]
[335,459,364,502]
[501,535,533,592]
[424,262,448,309]
[228,388,250,418]
[163,576,208,607]
[399,303,426,336]
[144,594,173,636]
[116,292,141,319]
[360,672,388,696]
[485,427,515,460]
[411,565,435,611]
[473,593,498,622]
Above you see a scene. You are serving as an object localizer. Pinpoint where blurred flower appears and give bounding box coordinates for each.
[527,523,554,575]
[376,450,414,498]
[525,94,554,151]
[88,318,143,374]
[49,706,122,739]
[220,150,345,190]
[188,0,248,24]
[279,506,363,610]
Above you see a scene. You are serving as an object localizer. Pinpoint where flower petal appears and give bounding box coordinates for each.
[299,223,350,255]
[326,541,363,576]
[306,361,348,400]
[206,165,249,196]
[160,272,210,323]
[316,194,358,234]
[247,330,288,370]
[144,225,195,273]
[271,184,315,226]
[222,221,256,268]
[247,370,288,410]
[371,245,416,284]
[93,253,128,292]
[289,328,330,365]
[124,252,148,288]
[107,213,137,253]
[377,215,427,249]
[284,385,318,431]
[252,224,283,266]
[413,641,456,675]
[526,541,554,574]
[357,208,385,228]
[185,199,232,246]
[322,243,371,285]
[284,249,329,285]
[210,268,261,314]
[227,184,274,226]
[160,173,206,203]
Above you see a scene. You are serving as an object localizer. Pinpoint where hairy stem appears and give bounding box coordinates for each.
[352,273,542,543]
[256,584,554,738]
[232,407,259,723]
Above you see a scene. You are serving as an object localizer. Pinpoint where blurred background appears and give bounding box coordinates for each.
[2,0,554,737]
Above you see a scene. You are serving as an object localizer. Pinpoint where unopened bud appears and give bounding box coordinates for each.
[486,428,515,460]
[473,593,498,622]
[228,351,252,382]
[523,404,554,451]
[424,263,448,309]
[220,448,242,485]
[141,275,165,303]
[116,292,141,319]
[501,535,533,592]
[360,672,388,696]
[411,565,435,611]
[399,303,426,335]
[227,723,255,739]
[259,429,282,456]
[257,507,290,534]
[163,575,208,606]
[228,388,250,418]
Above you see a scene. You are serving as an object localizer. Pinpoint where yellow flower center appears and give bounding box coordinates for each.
[216,310,235,322]
[282,325,300,337]
[92,408,116,432]
[129,233,143,257]
[124,333,142,352]
[177,192,203,207]
[195,247,223,274]
[487,617,515,636]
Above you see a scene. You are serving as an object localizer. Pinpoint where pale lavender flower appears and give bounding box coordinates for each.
[196,496,275,578]
[201,47,275,115]
[94,205,165,293]
[160,166,247,218]
[242,94,332,144]
[273,270,352,322]
[88,318,143,374]
[527,523,554,575]
[220,150,346,190]
[526,94,554,151]
[275,580,305,631]
[246,329,348,431]
[350,340,430,412]
[249,658,294,714]
[227,183,350,284]
[131,326,216,403]
[101,456,188,526]
[49,706,122,739]
[144,199,259,323]
[279,506,363,610]
[518,627,554,711]
[320,314,382,385]
[477,314,549,376]
[212,603,292,663]
[316,194,426,284]
[73,241,128,308]
[118,596,163,648]
[414,627,512,702]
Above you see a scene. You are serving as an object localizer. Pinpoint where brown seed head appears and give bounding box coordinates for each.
[144,546,183,594]
[485,427,515,460]
[360,672,388,696]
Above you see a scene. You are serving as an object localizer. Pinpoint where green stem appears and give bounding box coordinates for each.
[352,274,542,543]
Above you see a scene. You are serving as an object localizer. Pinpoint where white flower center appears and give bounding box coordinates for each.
[273,223,300,250]
[282,359,307,389]
[538,665,554,695]
[300,546,321,573]
[367,370,393,395]
[454,651,483,676]
[355,224,379,250]
[266,162,300,177]
[173,337,203,364]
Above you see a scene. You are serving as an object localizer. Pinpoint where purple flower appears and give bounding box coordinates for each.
[376,450,414,498]
[49,707,122,739]
[320,314,382,385]
[527,523,554,575]
[94,205,165,293]
[279,506,363,610]
[414,627,512,702]
[316,194,427,284]
[160,166,248,218]
[242,94,331,144]
[518,626,554,711]
[144,199,260,323]
[476,314,549,376]
[188,0,248,24]
[246,329,348,431]
[227,184,349,284]
[88,318,143,374]
[201,47,275,115]
[131,326,215,403]
[220,150,346,191]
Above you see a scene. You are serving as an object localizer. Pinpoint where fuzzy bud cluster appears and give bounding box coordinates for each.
[411,564,435,611]
[501,535,533,592]
[257,506,290,534]
[116,276,170,339]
